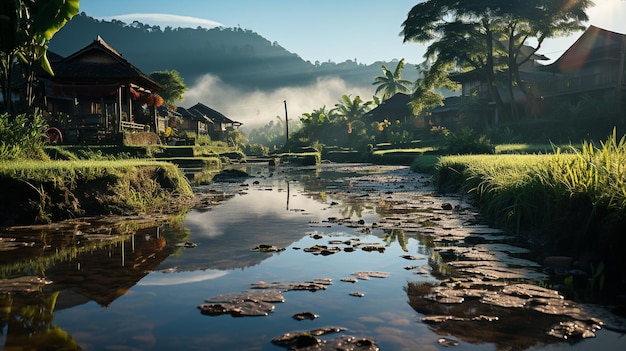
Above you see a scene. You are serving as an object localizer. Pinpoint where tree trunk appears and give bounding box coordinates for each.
[484,25,506,125]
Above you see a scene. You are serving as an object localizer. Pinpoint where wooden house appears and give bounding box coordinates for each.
[187,102,242,140]
[535,25,626,105]
[40,36,163,144]
[443,26,626,124]
[176,106,214,136]
[448,45,550,124]
[362,93,413,124]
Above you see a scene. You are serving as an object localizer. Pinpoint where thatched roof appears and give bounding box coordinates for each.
[176,106,213,125]
[189,102,242,126]
[49,36,161,92]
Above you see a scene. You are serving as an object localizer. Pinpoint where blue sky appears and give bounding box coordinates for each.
[77,0,626,65]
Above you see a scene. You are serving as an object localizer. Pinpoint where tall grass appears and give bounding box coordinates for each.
[434,130,626,235]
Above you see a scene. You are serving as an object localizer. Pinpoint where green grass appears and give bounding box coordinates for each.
[0,159,193,224]
[433,130,626,235]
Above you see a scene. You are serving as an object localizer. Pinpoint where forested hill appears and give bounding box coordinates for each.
[49,13,420,91]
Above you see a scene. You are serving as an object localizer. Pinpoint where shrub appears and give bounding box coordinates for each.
[0,113,48,160]
[245,143,269,156]
[444,128,495,155]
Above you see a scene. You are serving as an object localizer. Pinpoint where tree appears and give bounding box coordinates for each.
[333,95,372,123]
[333,95,372,147]
[402,0,592,121]
[300,105,336,142]
[0,0,80,116]
[149,70,188,107]
[494,1,592,118]
[402,1,509,121]
[372,58,413,100]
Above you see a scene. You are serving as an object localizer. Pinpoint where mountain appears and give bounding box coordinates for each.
[49,13,420,92]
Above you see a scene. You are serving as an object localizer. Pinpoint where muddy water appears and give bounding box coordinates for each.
[0,164,624,350]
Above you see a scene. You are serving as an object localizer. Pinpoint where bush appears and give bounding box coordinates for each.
[444,128,495,155]
[0,113,48,160]
[245,143,269,156]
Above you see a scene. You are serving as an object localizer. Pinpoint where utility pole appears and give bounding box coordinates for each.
[283,100,290,152]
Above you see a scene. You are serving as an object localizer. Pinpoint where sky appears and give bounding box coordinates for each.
[75,0,626,129]
[78,0,626,65]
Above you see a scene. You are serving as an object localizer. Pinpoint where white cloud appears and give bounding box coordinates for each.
[181,74,374,130]
[100,13,224,30]
[138,269,228,286]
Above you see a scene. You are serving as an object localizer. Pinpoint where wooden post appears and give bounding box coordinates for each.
[284,100,290,152]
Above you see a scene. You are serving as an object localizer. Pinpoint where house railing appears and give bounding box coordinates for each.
[121,121,147,131]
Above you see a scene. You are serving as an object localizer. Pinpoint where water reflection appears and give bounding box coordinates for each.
[0,164,624,350]
[0,292,81,350]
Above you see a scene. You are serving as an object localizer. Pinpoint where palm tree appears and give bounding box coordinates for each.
[333,95,372,136]
[300,106,335,142]
[372,59,413,101]
[333,95,372,122]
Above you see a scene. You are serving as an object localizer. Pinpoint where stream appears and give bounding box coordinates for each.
[0,163,625,350]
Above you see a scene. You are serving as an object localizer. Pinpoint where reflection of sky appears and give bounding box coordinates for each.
[184,184,337,239]
[137,269,228,286]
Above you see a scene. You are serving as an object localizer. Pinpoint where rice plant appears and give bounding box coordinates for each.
[433,129,626,237]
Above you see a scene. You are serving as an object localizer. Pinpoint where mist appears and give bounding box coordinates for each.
[180,74,375,132]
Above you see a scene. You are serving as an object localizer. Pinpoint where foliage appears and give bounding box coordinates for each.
[149,70,188,107]
[247,116,299,150]
[372,58,413,100]
[0,113,48,160]
[401,0,592,119]
[224,129,246,149]
[334,95,372,122]
[245,143,269,156]
[0,0,80,115]
[443,128,495,155]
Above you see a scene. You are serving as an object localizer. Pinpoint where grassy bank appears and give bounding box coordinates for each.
[0,159,193,225]
[425,131,626,299]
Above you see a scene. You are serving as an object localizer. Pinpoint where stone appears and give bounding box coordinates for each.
[252,244,285,253]
[199,289,285,317]
[293,312,319,320]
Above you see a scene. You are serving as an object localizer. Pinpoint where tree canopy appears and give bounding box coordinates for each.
[402,0,593,120]
[149,70,188,107]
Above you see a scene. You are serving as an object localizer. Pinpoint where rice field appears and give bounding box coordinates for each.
[434,130,626,234]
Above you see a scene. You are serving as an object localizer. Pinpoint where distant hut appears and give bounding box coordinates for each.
[188,102,242,141]
[362,93,413,124]
[176,106,214,137]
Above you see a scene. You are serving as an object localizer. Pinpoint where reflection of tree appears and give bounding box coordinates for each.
[0,292,81,350]
[383,229,408,252]
[339,200,366,219]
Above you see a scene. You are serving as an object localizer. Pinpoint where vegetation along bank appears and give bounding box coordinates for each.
[417,131,626,302]
[0,159,193,226]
